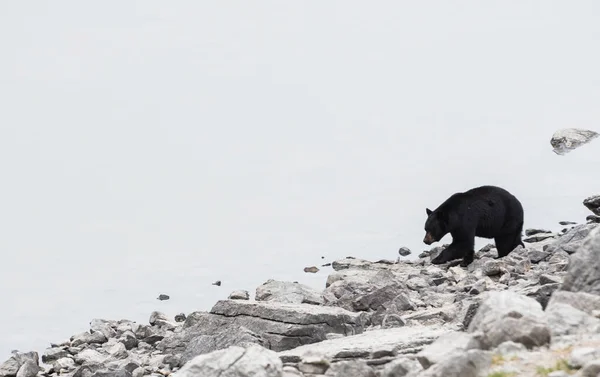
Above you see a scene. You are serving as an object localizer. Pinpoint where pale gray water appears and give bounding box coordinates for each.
[1,1,599,359]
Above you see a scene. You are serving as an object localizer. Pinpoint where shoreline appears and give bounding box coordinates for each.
[1,196,599,377]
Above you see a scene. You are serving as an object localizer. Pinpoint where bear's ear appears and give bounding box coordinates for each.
[426,208,432,216]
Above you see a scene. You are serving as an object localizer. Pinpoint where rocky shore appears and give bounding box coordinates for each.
[2,195,600,377]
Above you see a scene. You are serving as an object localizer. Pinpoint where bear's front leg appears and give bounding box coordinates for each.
[459,248,475,267]
[431,243,462,265]
[450,229,476,267]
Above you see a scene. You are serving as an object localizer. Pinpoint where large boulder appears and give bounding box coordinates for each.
[157,299,369,364]
[550,128,599,155]
[467,291,550,349]
[174,344,283,377]
[561,226,600,294]
[545,224,598,255]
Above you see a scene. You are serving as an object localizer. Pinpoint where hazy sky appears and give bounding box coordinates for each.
[1,1,599,358]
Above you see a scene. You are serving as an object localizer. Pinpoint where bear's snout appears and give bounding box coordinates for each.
[423,232,435,245]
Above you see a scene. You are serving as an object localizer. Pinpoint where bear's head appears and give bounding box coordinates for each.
[423,208,448,245]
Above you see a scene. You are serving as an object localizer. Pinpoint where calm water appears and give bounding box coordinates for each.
[1,1,599,359]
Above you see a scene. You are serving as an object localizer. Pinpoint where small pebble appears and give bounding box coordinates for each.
[212,280,222,286]
[398,247,412,256]
[157,294,170,301]
[174,313,186,322]
[304,266,319,273]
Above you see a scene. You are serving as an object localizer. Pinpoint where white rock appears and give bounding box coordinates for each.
[381,357,423,377]
[550,128,599,155]
[174,344,282,377]
[569,347,600,369]
[417,331,484,368]
[467,291,550,349]
[74,349,106,365]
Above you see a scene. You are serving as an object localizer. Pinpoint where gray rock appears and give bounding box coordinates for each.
[546,223,598,255]
[381,357,423,377]
[580,359,600,377]
[398,247,412,256]
[545,302,600,337]
[0,356,20,377]
[90,319,117,340]
[175,344,283,377]
[158,299,368,360]
[324,360,376,376]
[256,279,324,305]
[523,233,556,243]
[528,249,551,263]
[417,331,484,368]
[569,347,600,369]
[53,357,76,371]
[149,311,172,327]
[560,221,578,225]
[104,341,129,359]
[353,284,409,312]
[71,331,107,347]
[584,195,600,216]
[419,349,492,377]
[228,290,250,300]
[526,228,552,236]
[75,349,106,365]
[539,274,562,285]
[548,290,600,315]
[282,366,303,376]
[15,361,39,377]
[494,341,526,355]
[278,325,453,363]
[323,264,408,312]
[550,128,599,155]
[467,291,550,349]
[180,325,264,366]
[482,259,505,276]
[174,313,187,322]
[297,355,330,374]
[561,226,600,294]
[587,214,600,223]
[118,330,138,350]
[90,369,132,377]
[41,347,69,363]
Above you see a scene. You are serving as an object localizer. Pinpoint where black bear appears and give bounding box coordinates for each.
[423,185,524,267]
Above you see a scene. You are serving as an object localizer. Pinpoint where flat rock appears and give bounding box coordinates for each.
[278,325,454,363]
[255,279,324,305]
[158,299,369,362]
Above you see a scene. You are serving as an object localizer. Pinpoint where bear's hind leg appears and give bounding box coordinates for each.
[495,233,520,258]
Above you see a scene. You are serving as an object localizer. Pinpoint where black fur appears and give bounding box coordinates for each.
[423,185,524,267]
